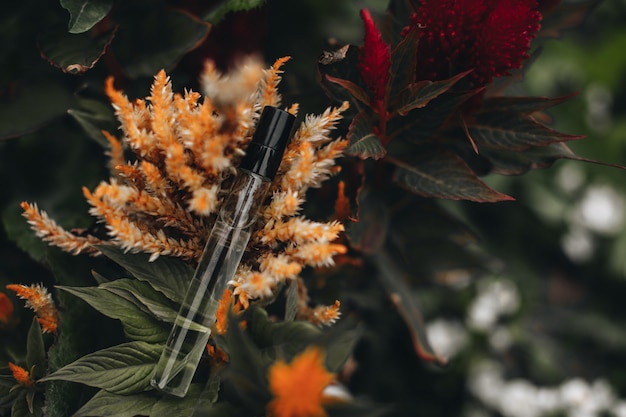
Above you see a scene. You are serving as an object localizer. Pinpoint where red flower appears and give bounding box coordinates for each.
[358,9,391,104]
[414,0,542,85]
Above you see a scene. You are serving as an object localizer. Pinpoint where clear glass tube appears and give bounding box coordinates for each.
[151,172,270,397]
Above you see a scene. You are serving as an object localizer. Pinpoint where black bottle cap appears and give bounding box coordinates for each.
[240,106,296,180]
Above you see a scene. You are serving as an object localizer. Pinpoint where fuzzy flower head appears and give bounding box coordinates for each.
[413,0,542,85]
[22,57,349,325]
[358,9,391,104]
[8,362,35,387]
[267,347,335,417]
[6,283,58,334]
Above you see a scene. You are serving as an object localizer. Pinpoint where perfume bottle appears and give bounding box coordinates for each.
[151,106,295,397]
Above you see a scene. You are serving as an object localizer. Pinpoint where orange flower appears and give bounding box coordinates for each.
[0,292,14,326]
[6,283,58,334]
[214,288,245,334]
[8,362,34,387]
[267,347,335,417]
[333,181,351,221]
[215,288,234,335]
[206,344,229,364]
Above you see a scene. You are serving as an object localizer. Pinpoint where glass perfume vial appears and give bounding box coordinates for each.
[151,106,295,397]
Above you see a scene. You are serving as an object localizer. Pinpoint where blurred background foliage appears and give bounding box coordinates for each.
[1,0,626,416]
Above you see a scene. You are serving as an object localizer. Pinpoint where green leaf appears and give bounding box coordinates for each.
[0,80,76,140]
[38,26,116,74]
[40,341,161,395]
[91,269,110,285]
[468,113,585,152]
[187,402,239,417]
[284,279,298,321]
[314,318,362,372]
[247,307,321,356]
[73,389,157,417]
[26,319,46,381]
[201,373,221,405]
[11,391,43,417]
[57,285,170,342]
[96,245,194,304]
[391,151,514,202]
[101,278,178,324]
[374,251,447,365]
[60,0,113,33]
[345,112,386,160]
[115,9,210,78]
[45,250,122,417]
[222,311,270,412]
[204,0,266,23]
[68,97,117,147]
[326,401,391,417]
[395,70,471,116]
[0,385,20,410]
[2,206,46,263]
[151,383,215,417]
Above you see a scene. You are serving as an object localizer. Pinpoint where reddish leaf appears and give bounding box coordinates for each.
[395,70,472,116]
[481,142,578,175]
[345,112,387,160]
[479,93,578,115]
[358,9,391,102]
[538,1,596,39]
[468,113,585,151]
[388,24,420,99]
[345,187,389,255]
[375,251,447,365]
[483,142,626,175]
[318,45,366,108]
[324,74,371,107]
[390,152,514,202]
[389,89,481,144]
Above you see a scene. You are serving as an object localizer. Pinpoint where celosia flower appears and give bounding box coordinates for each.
[8,362,34,387]
[308,300,342,326]
[214,288,245,335]
[22,57,349,324]
[267,347,335,417]
[358,9,391,105]
[6,283,58,334]
[413,0,542,85]
[0,292,14,326]
[293,278,341,327]
[206,344,229,364]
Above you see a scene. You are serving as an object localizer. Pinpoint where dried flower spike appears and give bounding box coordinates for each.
[22,57,350,323]
[8,362,35,387]
[6,283,58,334]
